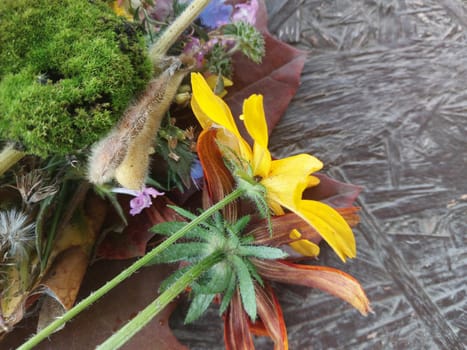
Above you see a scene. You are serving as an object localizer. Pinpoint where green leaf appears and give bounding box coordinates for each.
[212,211,225,231]
[195,262,231,294]
[243,258,263,287]
[146,242,208,265]
[230,215,250,235]
[150,221,208,240]
[184,293,215,324]
[167,205,198,221]
[150,221,187,235]
[231,255,256,321]
[219,272,237,315]
[238,245,287,260]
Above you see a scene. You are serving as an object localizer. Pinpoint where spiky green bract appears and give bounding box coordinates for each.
[206,42,233,78]
[231,255,256,320]
[149,208,287,323]
[185,293,216,324]
[0,0,152,157]
[223,22,265,64]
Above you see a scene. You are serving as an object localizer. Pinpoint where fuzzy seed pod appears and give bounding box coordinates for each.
[87,58,190,188]
[115,67,189,189]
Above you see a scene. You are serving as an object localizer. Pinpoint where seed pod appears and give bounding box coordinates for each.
[115,66,188,189]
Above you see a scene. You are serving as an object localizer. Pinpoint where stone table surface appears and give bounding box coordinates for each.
[171,1,467,349]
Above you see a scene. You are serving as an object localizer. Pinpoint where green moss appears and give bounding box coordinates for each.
[0,0,152,157]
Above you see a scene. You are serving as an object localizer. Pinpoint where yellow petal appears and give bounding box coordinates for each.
[297,200,356,262]
[111,1,133,20]
[269,154,323,178]
[190,91,213,130]
[289,229,320,257]
[191,73,238,135]
[251,143,272,179]
[205,74,233,98]
[191,73,252,161]
[242,95,268,149]
[241,94,271,178]
[262,173,306,211]
[307,175,321,187]
[262,154,322,210]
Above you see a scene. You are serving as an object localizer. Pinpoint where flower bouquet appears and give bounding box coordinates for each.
[0,1,371,348]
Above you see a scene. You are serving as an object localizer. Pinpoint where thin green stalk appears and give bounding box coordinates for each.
[96,251,224,350]
[0,144,25,177]
[17,188,244,350]
[149,0,211,64]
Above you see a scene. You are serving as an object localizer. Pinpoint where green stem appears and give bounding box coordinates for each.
[149,0,211,64]
[0,144,25,177]
[96,251,224,350]
[18,188,244,350]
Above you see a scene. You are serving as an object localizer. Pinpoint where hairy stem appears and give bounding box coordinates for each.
[96,251,224,350]
[17,188,244,350]
[149,0,211,65]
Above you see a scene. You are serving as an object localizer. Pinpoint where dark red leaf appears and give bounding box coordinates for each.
[226,32,306,143]
[224,1,306,141]
[304,174,363,208]
[97,196,181,259]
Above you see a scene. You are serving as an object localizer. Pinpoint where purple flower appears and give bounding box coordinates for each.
[199,0,233,29]
[183,37,205,69]
[232,0,258,25]
[112,187,165,216]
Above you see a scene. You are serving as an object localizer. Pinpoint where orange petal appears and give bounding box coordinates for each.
[224,289,255,350]
[254,259,372,316]
[252,284,288,350]
[197,129,237,222]
[336,207,361,227]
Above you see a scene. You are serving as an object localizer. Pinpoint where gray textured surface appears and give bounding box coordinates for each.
[171,1,467,349]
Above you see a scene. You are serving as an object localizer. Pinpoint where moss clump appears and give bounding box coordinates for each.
[0,0,152,157]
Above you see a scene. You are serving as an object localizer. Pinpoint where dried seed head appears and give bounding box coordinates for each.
[0,209,35,260]
[16,169,58,204]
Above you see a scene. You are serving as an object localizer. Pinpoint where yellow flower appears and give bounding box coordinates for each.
[111,0,133,21]
[205,74,233,98]
[191,73,356,262]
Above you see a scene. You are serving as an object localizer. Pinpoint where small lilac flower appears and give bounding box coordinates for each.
[199,0,233,29]
[112,186,165,216]
[232,0,259,25]
[183,37,205,69]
